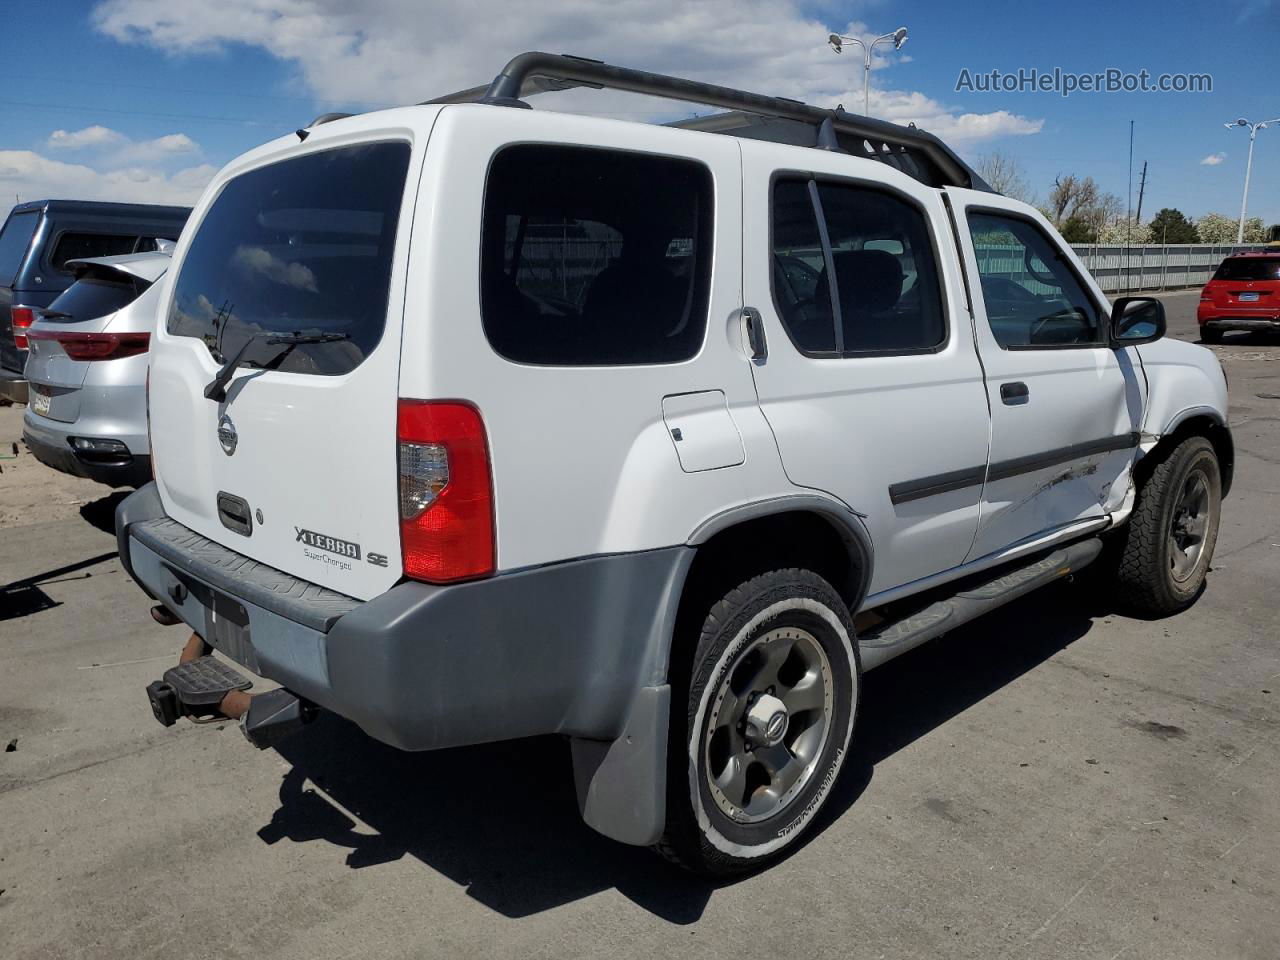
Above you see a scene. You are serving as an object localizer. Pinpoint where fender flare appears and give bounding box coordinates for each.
[573,492,875,848]
[686,492,876,611]
[1143,404,1234,496]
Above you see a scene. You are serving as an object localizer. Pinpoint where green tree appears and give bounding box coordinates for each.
[1059,216,1096,243]
[1148,208,1199,244]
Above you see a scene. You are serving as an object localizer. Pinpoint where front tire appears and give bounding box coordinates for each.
[657,569,859,876]
[1113,435,1221,616]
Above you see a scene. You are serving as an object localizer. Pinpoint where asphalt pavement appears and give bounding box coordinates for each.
[1,289,1277,959]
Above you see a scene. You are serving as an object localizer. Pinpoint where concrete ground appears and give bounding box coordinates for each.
[1,290,1277,959]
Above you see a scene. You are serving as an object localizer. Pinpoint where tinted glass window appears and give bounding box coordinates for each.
[1213,257,1280,281]
[168,142,411,376]
[0,212,39,285]
[481,145,713,365]
[771,178,945,355]
[772,179,834,352]
[50,233,138,271]
[47,275,150,323]
[968,213,1101,348]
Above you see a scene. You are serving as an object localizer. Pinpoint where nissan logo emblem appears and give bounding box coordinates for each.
[217,414,238,456]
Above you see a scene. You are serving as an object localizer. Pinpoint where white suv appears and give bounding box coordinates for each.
[117,53,1231,876]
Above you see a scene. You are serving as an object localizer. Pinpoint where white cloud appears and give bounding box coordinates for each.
[48,125,126,150]
[1201,152,1226,166]
[12,126,206,203]
[0,150,216,205]
[150,133,199,154]
[92,0,1042,143]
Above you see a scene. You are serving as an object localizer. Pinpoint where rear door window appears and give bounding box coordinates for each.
[1213,258,1280,281]
[0,211,39,285]
[168,141,412,376]
[771,177,946,355]
[480,144,713,365]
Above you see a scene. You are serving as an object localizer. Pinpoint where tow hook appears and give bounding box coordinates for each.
[241,689,318,750]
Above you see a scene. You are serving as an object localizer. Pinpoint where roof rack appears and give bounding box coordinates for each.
[424,51,992,192]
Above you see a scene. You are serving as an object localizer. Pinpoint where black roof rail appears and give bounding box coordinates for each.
[430,51,991,192]
[309,112,354,126]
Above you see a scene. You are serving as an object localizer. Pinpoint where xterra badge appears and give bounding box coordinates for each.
[295,527,361,561]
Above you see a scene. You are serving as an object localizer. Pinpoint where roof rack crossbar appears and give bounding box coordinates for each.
[470,52,990,191]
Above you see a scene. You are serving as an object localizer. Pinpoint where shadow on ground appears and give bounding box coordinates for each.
[262,578,1103,922]
[79,490,130,534]
[0,551,117,621]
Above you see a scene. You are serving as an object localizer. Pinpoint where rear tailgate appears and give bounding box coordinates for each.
[149,131,423,601]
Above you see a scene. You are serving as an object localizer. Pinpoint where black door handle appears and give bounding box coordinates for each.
[1000,381,1029,404]
[743,307,767,360]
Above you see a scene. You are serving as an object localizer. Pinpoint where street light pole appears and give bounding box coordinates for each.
[828,27,909,117]
[1225,117,1280,244]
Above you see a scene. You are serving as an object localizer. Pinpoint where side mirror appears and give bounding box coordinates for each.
[1110,296,1165,346]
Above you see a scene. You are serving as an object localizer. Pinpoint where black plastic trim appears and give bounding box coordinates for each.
[889,465,987,505]
[468,52,990,190]
[987,432,1139,482]
[888,432,1140,503]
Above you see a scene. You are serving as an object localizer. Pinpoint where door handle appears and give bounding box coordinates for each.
[743,307,767,360]
[1000,381,1029,405]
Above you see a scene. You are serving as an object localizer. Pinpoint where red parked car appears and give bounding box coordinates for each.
[1197,251,1280,343]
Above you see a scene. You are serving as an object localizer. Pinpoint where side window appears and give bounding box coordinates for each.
[770,177,946,355]
[480,144,713,366]
[49,232,138,271]
[967,212,1102,348]
[0,211,39,284]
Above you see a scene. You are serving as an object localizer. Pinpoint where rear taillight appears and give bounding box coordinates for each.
[26,330,150,361]
[397,400,494,583]
[11,306,36,350]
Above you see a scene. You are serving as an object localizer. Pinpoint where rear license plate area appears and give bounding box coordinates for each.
[1239,292,1260,302]
[164,564,260,673]
[30,385,50,416]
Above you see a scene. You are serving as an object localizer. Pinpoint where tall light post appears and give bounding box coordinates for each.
[1225,117,1280,244]
[827,27,909,117]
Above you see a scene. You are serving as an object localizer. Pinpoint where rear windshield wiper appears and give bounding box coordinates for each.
[203,330,350,402]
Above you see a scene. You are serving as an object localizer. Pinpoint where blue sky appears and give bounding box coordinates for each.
[2,0,1277,225]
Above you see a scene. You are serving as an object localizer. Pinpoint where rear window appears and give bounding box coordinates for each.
[49,233,139,271]
[1213,257,1280,281]
[0,211,39,285]
[47,273,151,323]
[480,144,713,365]
[168,141,412,376]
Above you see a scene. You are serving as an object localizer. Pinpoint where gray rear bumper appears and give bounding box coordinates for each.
[116,483,689,846]
[1202,318,1280,333]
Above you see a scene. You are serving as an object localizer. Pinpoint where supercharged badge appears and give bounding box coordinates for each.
[295,527,361,561]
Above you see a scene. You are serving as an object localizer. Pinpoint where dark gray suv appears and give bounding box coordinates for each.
[0,199,190,404]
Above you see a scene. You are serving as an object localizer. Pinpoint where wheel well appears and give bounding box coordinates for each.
[666,510,866,687]
[1140,415,1234,496]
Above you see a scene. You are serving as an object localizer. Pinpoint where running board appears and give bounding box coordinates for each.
[858,538,1103,670]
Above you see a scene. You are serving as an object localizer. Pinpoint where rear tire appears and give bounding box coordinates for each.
[1113,436,1221,616]
[1200,327,1222,344]
[657,569,859,877]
